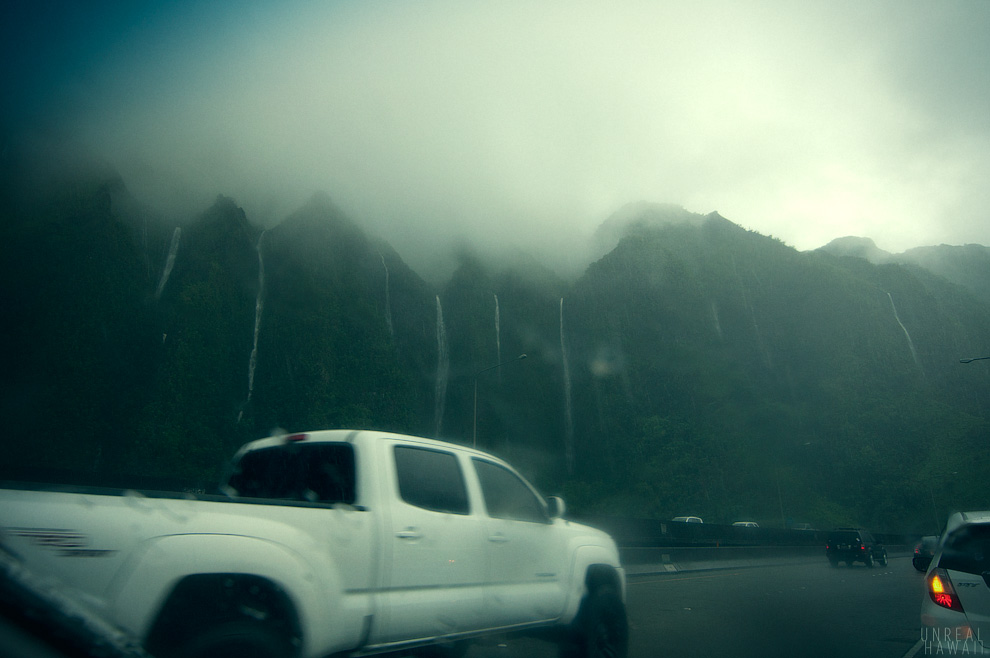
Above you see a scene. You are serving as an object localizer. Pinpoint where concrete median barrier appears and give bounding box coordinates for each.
[622,544,910,576]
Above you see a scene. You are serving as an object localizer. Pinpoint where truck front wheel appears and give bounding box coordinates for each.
[170,621,294,658]
[559,586,628,658]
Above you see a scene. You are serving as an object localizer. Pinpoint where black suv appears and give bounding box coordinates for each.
[826,528,888,567]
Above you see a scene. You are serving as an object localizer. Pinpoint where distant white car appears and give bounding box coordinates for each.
[732,521,759,528]
[920,511,990,655]
[671,516,703,523]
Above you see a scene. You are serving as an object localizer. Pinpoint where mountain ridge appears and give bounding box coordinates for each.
[2,164,989,533]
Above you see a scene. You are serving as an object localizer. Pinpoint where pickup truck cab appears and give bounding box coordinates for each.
[0,429,627,658]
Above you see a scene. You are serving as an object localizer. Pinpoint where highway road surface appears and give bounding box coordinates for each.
[465,555,929,658]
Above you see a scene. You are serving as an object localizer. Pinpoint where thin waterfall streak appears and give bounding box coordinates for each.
[494,294,501,383]
[886,292,920,367]
[710,301,723,340]
[560,298,574,475]
[240,231,266,423]
[434,296,449,437]
[380,252,394,338]
[247,256,265,396]
[155,227,181,299]
[742,289,771,369]
[141,218,151,279]
[750,306,769,367]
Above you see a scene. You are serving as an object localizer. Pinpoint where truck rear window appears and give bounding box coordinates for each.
[227,443,356,504]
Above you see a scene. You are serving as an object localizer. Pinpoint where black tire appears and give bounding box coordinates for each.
[559,586,629,658]
[865,553,875,568]
[878,551,888,567]
[169,621,294,658]
[828,558,839,568]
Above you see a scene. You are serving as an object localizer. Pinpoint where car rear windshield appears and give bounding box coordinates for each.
[828,531,860,543]
[939,524,990,576]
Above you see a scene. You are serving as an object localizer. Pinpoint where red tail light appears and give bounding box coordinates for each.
[928,568,965,612]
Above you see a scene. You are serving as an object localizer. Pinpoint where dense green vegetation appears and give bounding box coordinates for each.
[2,163,989,535]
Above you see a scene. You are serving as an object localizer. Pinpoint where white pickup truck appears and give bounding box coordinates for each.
[0,429,627,658]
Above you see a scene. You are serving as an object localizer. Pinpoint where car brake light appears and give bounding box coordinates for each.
[284,433,308,443]
[929,568,965,612]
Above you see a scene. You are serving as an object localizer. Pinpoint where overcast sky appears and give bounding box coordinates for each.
[4,1,989,270]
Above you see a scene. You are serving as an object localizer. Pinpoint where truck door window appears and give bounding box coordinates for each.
[393,446,469,514]
[228,443,356,504]
[472,459,548,523]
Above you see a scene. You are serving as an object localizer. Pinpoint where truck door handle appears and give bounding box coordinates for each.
[488,533,510,543]
[396,528,422,540]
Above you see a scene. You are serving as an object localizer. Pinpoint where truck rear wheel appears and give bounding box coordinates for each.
[559,586,628,658]
[170,621,294,658]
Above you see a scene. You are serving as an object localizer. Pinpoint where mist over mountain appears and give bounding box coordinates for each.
[3,156,990,534]
[820,236,990,307]
[896,244,990,307]
[592,202,710,258]
[819,236,893,263]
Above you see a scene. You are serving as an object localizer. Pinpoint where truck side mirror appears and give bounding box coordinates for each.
[546,496,566,519]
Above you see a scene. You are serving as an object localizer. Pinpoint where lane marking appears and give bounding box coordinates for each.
[629,572,744,585]
[903,639,924,658]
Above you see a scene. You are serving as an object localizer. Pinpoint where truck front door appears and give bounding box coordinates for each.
[471,458,568,627]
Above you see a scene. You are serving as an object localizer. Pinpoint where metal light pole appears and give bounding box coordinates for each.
[473,354,527,448]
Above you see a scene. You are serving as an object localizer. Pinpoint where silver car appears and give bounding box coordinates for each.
[920,511,990,655]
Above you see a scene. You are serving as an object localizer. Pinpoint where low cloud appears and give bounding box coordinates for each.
[6,0,990,271]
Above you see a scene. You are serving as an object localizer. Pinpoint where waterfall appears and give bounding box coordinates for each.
[731,255,771,368]
[560,298,574,475]
[434,296,449,437]
[741,289,771,368]
[494,294,502,382]
[239,231,267,423]
[154,227,181,299]
[886,292,920,367]
[710,301,723,341]
[380,252,394,338]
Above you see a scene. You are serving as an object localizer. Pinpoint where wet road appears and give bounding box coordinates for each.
[464,556,925,658]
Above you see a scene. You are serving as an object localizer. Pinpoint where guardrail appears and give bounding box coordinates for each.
[570,514,914,551]
[620,544,910,566]
[621,544,823,566]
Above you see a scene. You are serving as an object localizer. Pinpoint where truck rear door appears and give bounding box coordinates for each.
[375,443,488,644]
